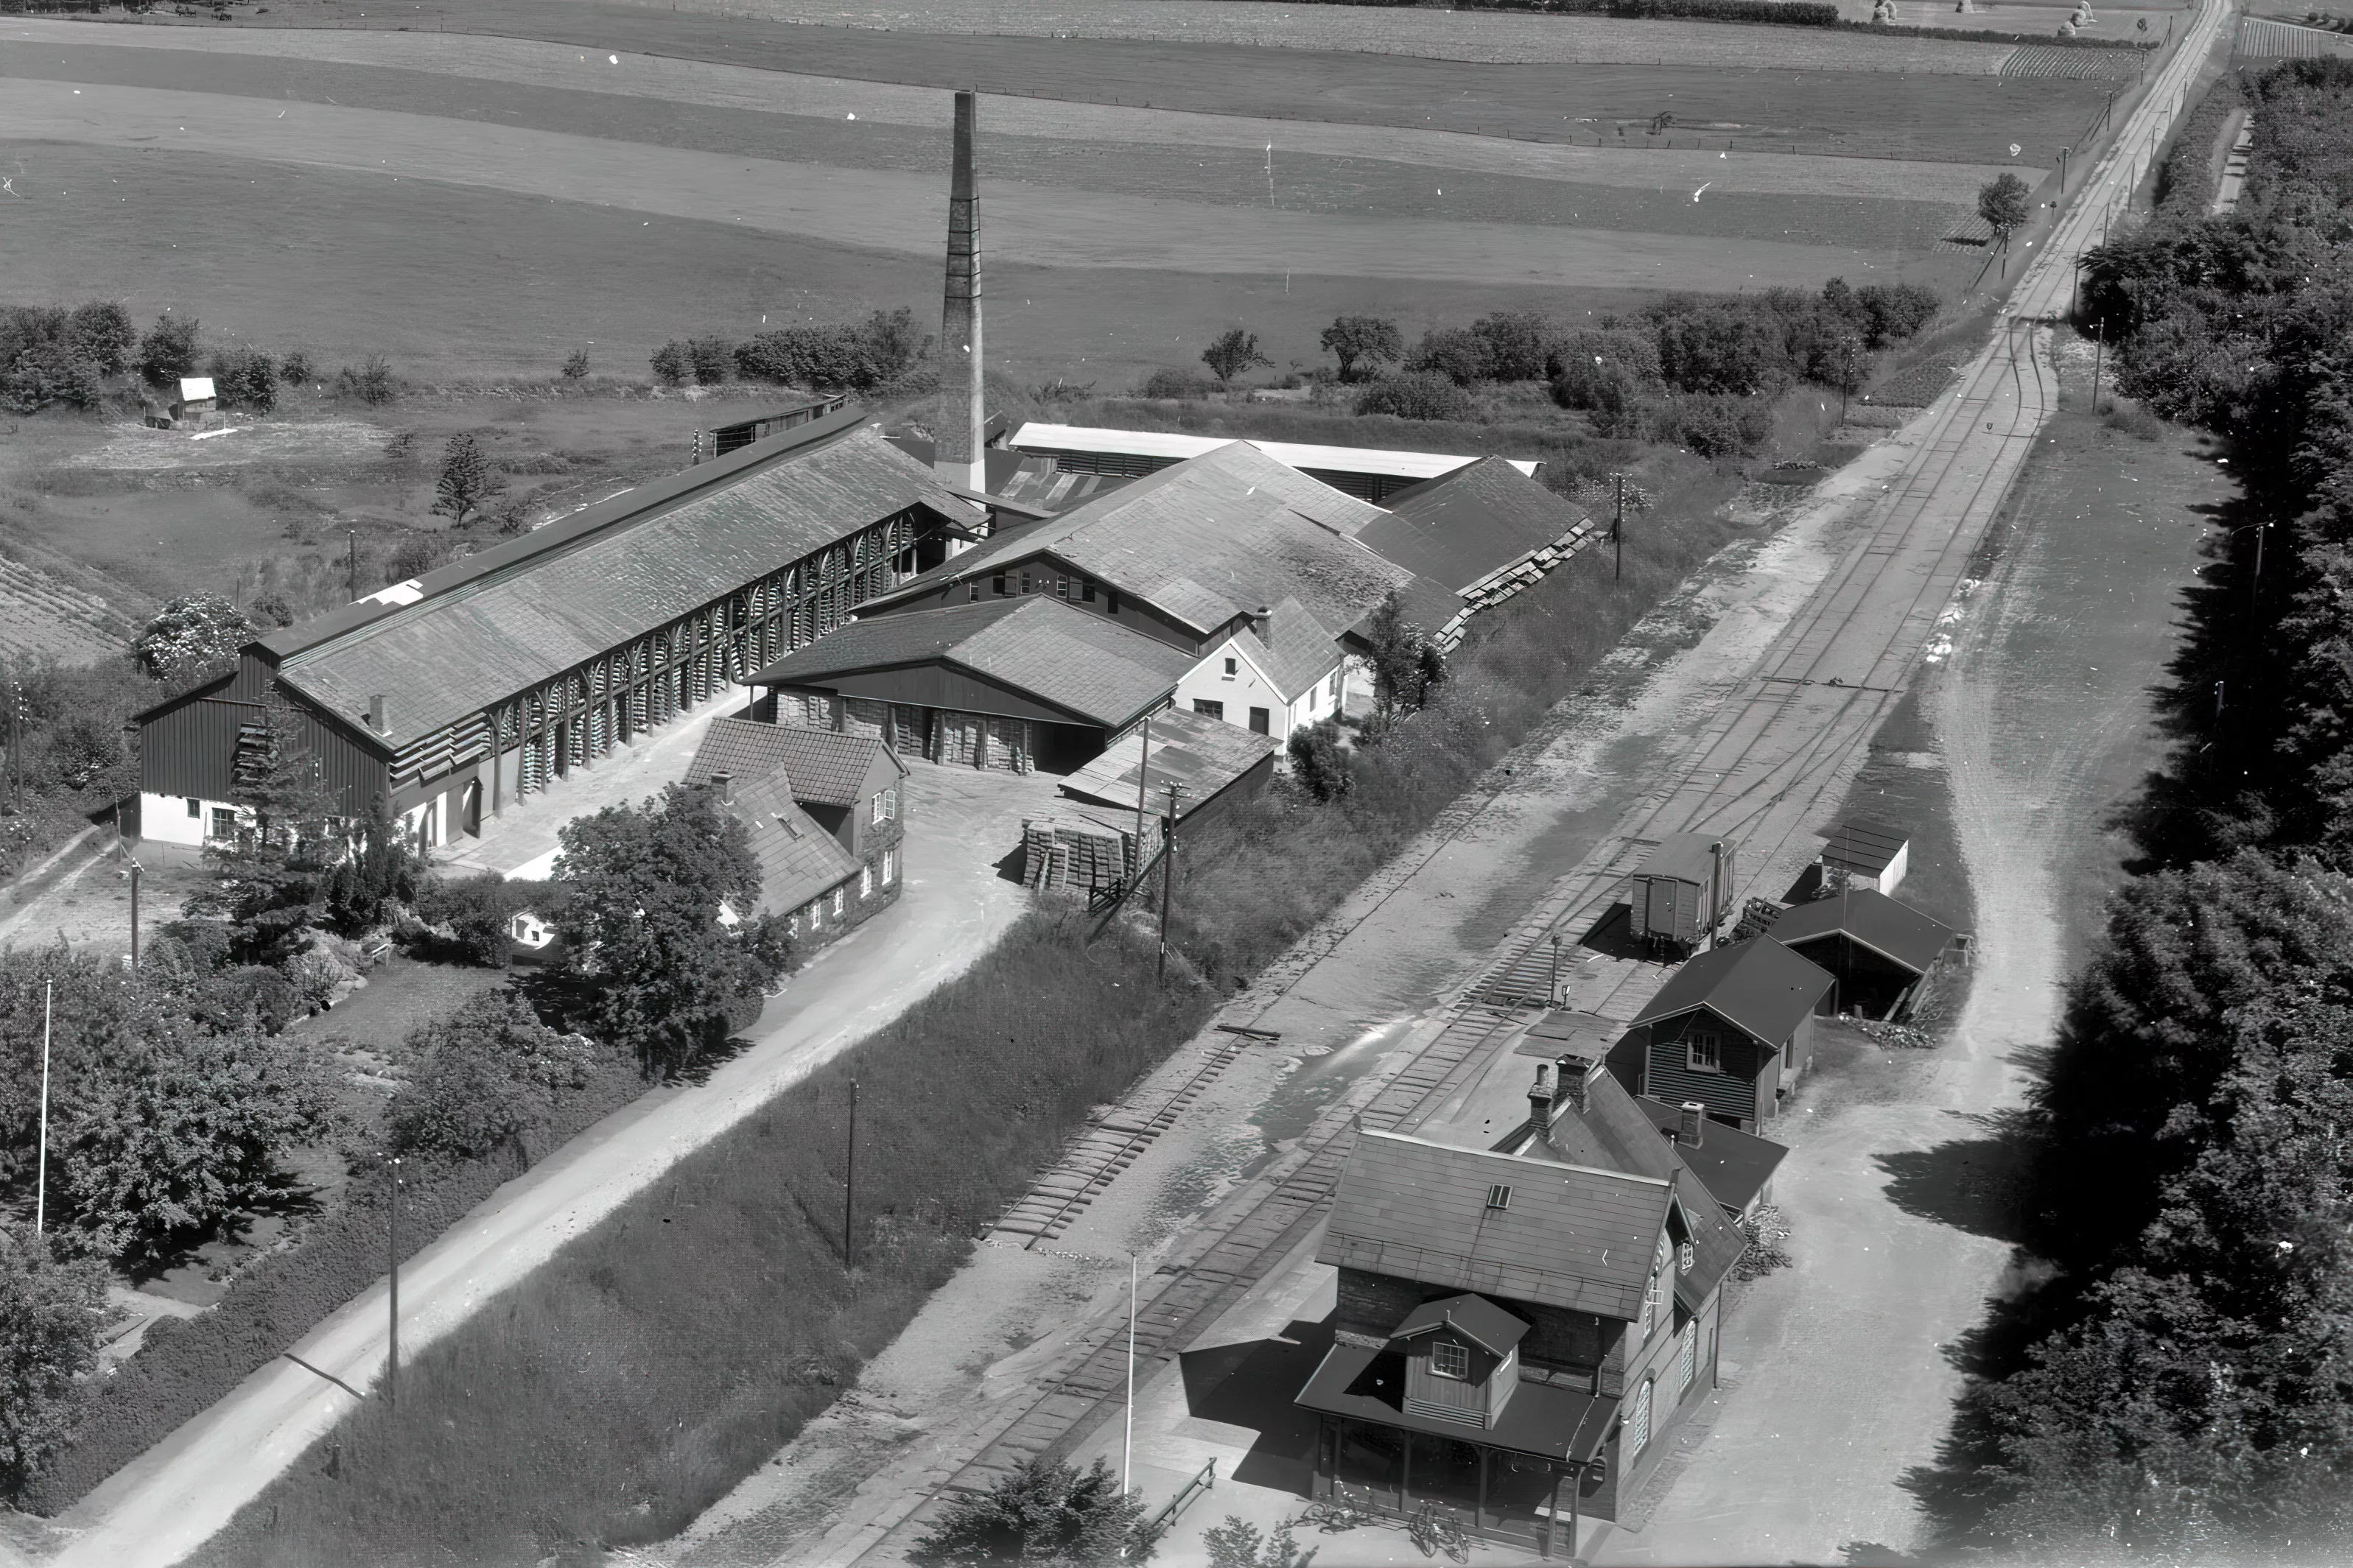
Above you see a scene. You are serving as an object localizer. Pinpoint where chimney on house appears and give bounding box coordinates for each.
[712,772,734,805]
[1526,1062,1554,1139]
[367,694,388,733]
[1678,1101,1706,1147]
[1560,1053,1598,1116]
[936,88,986,494]
[1252,605,1272,638]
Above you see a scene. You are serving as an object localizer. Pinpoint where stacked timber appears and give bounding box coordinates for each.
[1431,521,1596,651]
[1021,817,1132,892]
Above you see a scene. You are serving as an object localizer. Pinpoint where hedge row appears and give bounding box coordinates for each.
[29,1047,645,1513]
[1235,0,2149,45]
[2153,69,2247,214]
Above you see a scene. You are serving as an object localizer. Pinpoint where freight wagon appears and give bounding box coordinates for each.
[1629,831,1738,956]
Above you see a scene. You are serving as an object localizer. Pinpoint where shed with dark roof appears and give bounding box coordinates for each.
[1817,818,1910,894]
[1765,888,1955,1021]
[1361,457,1596,649]
[1620,938,1834,1131]
[746,597,1193,773]
[1058,704,1277,829]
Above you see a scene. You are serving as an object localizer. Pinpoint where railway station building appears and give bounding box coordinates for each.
[133,409,982,851]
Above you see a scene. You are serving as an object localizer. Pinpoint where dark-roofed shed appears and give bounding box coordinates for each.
[1619,938,1834,1131]
[1767,888,1955,1021]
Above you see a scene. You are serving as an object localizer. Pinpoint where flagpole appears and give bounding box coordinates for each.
[1124,1255,1137,1494]
[35,981,52,1234]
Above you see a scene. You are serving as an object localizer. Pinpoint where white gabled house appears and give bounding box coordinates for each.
[1172,597,1350,739]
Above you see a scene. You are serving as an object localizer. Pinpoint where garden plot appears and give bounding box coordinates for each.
[0,555,125,665]
[62,418,393,473]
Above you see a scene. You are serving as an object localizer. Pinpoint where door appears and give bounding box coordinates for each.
[1249,706,1271,734]
[462,780,482,837]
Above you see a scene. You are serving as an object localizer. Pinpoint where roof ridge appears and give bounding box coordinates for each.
[1362,1126,1673,1189]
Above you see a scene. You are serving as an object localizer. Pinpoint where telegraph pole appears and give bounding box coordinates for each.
[844,1078,858,1269]
[2091,319,2106,413]
[1157,781,1182,982]
[35,982,52,1234]
[385,1154,402,1408]
[128,857,141,971]
[1613,474,1626,582]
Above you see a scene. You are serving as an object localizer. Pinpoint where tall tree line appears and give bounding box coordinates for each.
[1943,59,2353,1558]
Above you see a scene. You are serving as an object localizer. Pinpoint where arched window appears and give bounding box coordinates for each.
[1677,1319,1697,1396]
[1629,1376,1654,1458]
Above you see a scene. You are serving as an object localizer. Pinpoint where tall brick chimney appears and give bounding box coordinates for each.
[1526,1062,1554,1139]
[936,88,986,494]
[1678,1101,1706,1147]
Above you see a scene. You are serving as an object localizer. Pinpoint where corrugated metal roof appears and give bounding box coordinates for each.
[1769,889,1954,976]
[1630,938,1835,1045]
[747,597,1194,729]
[863,443,1448,640]
[724,769,860,915]
[686,718,905,809]
[1361,457,1592,593]
[276,427,967,748]
[1011,423,1540,483]
[1318,1128,1672,1321]
[1058,703,1277,818]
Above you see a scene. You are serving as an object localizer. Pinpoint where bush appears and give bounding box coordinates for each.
[278,350,314,386]
[1353,370,1476,422]
[135,313,200,388]
[1135,366,1219,400]
[0,1228,105,1508]
[1469,309,1556,382]
[207,348,277,413]
[0,325,102,414]
[684,337,733,385]
[187,964,306,1036]
[913,1458,1151,1567]
[385,993,603,1163]
[650,339,692,387]
[1550,327,1663,413]
[1406,326,1492,387]
[133,595,254,682]
[1658,394,1773,457]
[1287,720,1352,802]
[560,348,589,382]
[732,306,925,393]
[383,533,449,584]
[410,874,560,968]
[1649,300,1794,397]
[333,354,395,405]
[65,301,133,377]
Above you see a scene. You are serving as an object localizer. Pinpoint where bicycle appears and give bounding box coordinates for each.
[1407,1500,1472,1563]
[1302,1486,1377,1533]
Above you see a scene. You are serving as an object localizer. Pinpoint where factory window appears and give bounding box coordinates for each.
[1193,700,1224,720]
[1486,1184,1512,1211]
[1687,1030,1722,1072]
[1431,1341,1470,1380]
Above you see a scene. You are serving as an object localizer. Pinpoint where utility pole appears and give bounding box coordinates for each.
[1123,1255,1137,1495]
[1132,714,1153,879]
[2059,147,2069,193]
[35,982,52,1234]
[843,1078,858,1269]
[2091,319,2105,413]
[127,855,141,971]
[1613,474,1626,582]
[1157,781,1182,982]
[385,1153,402,1408]
[1549,932,1564,1006]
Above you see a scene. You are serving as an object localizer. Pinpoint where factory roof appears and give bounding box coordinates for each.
[1359,457,1591,593]
[1009,423,1540,484]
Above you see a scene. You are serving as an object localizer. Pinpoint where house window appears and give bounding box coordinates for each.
[860,865,874,898]
[1057,577,1070,600]
[1485,1184,1512,1211]
[1020,571,1032,594]
[1676,1320,1697,1396]
[1249,707,1271,735]
[832,887,846,918]
[1223,656,1238,677]
[210,807,236,840]
[1431,1341,1470,1381]
[993,574,1008,596]
[1193,700,1224,720]
[1629,1377,1655,1456]
[1641,1271,1659,1339]
[186,797,202,818]
[969,584,981,602]
[881,848,897,885]
[1081,580,1097,603]
[871,792,888,826]
[1687,1029,1722,1072]
[884,788,897,821]
[789,912,802,937]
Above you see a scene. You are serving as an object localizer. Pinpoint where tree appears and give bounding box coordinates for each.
[1287,720,1353,802]
[1813,328,1868,418]
[1551,328,1663,420]
[133,595,254,683]
[1406,326,1493,387]
[554,783,789,1074]
[66,300,136,377]
[432,432,507,525]
[911,1457,1153,1567]
[561,348,591,382]
[135,312,200,388]
[1978,172,2033,253]
[185,702,353,965]
[0,1226,105,1505]
[1319,314,1403,382]
[650,340,692,387]
[1203,1515,1316,1568]
[1199,327,1272,385]
[323,792,421,935]
[687,337,736,385]
[1469,309,1556,382]
[207,348,277,414]
[278,350,315,386]
[386,992,600,1163]
[1353,370,1475,423]
[1360,590,1444,723]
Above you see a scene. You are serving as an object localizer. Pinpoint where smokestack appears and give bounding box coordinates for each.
[936,88,986,494]
[1526,1063,1554,1139]
[1678,1101,1706,1147]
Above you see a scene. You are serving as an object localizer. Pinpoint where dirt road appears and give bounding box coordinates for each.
[43,765,1046,1568]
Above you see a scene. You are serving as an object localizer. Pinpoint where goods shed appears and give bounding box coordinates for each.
[1764,888,1956,1021]
[746,596,1193,773]
[1817,818,1910,895]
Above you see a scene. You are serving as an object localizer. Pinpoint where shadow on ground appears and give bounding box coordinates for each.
[1178,1316,1330,1495]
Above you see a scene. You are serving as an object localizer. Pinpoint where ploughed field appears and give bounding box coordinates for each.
[0,1,2113,381]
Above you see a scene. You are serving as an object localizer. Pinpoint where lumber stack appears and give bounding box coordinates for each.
[1021,817,1132,892]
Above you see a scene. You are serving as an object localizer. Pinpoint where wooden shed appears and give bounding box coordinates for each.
[1627,832,1738,956]
[1817,818,1909,896]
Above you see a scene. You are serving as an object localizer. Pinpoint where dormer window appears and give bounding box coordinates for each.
[1431,1341,1469,1380]
[1485,1184,1512,1212]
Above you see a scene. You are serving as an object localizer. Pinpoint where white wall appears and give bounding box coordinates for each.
[138,792,242,848]
[1174,639,1344,740]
